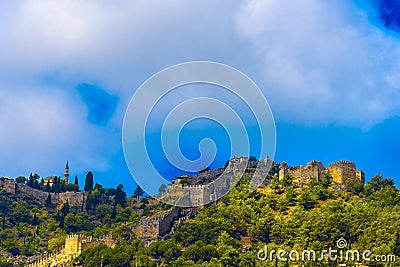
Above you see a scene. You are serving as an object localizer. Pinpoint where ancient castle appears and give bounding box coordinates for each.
[163,157,365,207]
[279,160,364,185]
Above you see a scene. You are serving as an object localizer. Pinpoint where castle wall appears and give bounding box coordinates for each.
[290,167,321,184]
[279,160,362,186]
[16,184,49,202]
[0,178,16,194]
[329,168,343,184]
[26,235,114,267]
[188,185,210,206]
[14,183,86,207]
[57,191,86,207]
[279,161,324,184]
[327,161,356,184]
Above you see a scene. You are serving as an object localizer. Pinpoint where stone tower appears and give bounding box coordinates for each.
[64,234,81,256]
[327,160,356,184]
[64,161,70,184]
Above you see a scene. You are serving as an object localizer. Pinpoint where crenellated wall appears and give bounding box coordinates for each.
[327,160,357,184]
[279,160,364,186]
[25,235,114,267]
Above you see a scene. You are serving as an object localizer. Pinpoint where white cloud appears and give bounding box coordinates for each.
[0,0,242,177]
[236,0,400,127]
[0,84,117,177]
[1,0,400,180]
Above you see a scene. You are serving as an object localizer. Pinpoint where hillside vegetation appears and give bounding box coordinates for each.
[0,171,399,266]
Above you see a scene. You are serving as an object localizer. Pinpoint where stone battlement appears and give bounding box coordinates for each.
[279,160,364,185]
[26,235,114,267]
[328,160,356,169]
[184,184,205,188]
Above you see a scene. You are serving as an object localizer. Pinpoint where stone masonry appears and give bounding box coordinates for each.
[0,179,87,208]
[279,160,364,185]
[25,235,114,267]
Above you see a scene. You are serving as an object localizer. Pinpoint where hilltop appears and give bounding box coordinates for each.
[0,158,398,266]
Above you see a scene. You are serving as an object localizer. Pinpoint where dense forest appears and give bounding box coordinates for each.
[0,170,399,266]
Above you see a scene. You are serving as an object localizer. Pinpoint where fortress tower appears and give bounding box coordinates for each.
[64,235,81,256]
[64,161,70,184]
[327,160,357,184]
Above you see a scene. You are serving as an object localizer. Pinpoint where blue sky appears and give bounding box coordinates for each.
[0,1,399,195]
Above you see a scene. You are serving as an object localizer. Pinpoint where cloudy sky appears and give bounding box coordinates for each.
[0,0,399,194]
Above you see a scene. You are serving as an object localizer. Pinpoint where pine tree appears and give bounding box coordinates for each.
[62,201,69,216]
[45,181,50,192]
[32,212,39,225]
[28,173,33,187]
[45,194,52,207]
[133,185,144,199]
[84,171,94,192]
[270,173,280,192]
[74,175,79,185]
[158,184,167,195]
[282,172,293,188]
[322,170,333,188]
[115,184,127,207]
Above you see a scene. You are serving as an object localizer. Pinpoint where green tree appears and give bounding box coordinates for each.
[158,184,167,195]
[64,213,84,233]
[313,184,331,200]
[285,186,297,206]
[269,173,280,192]
[96,205,111,220]
[298,189,317,210]
[74,175,79,185]
[15,176,26,184]
[61,201,69,217]
[65,183,79,192]
[282,172,293,188]
[276,197,288,212]
[27,173,34,188]
[308,176,319,188]
[116,206,133,223]
[133,185,144,199]
[84,171,94,192]
[45,181,50,192]
[345,178,364,195]
[321,171,333,188]
[32,211,39,225]
[116,184,127,207]
[48,236,66,252]
[365,173,395,196]
[0,260,12,267]
[11,200,30,224]
[45,193,52,207]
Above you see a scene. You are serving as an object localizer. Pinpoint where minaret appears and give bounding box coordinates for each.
[64,161,70,184]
